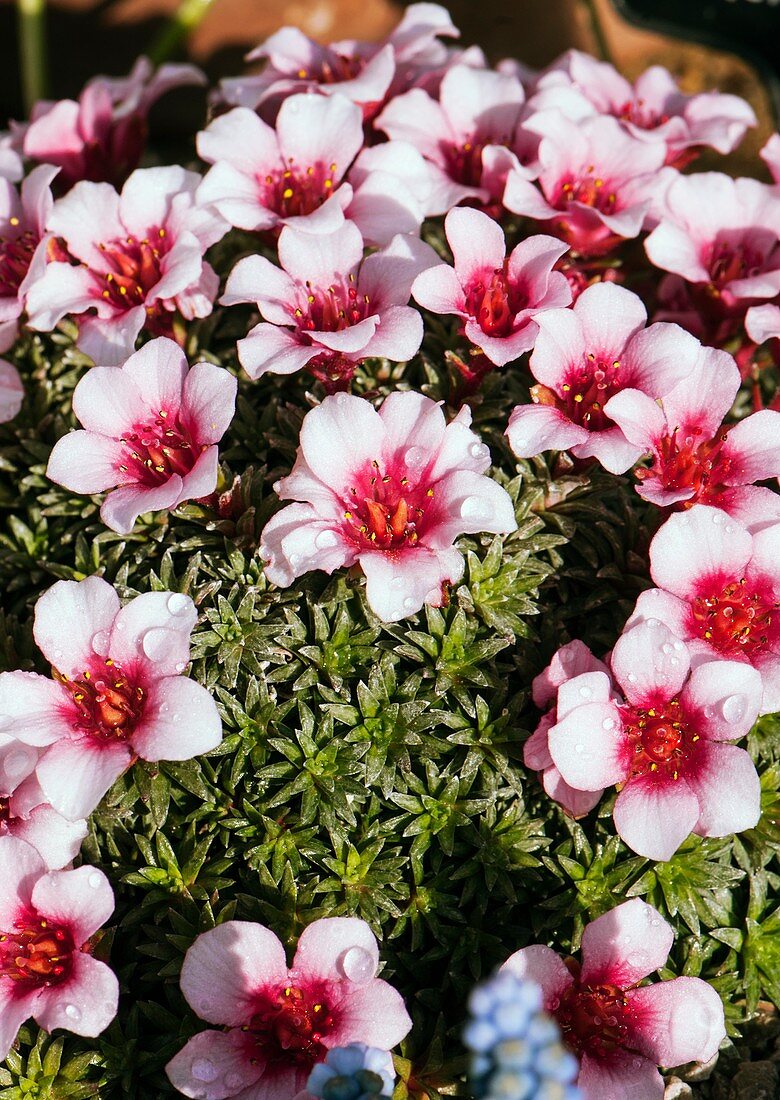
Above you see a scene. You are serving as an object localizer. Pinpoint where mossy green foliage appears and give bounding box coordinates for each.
[0,226,777,1099]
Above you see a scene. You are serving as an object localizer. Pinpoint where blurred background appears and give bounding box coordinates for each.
[1,0,777,175]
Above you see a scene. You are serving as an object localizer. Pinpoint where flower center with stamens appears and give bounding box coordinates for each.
[465,265,526,338]
[118,409,203,487]
[555,168,618,214]
[261,162,338,219]
[532,352,625,432]
[691,577,778,657]
[57,658,144,742]
[343,457,435,550]
[616,99,669,131]
[636,429,732,505]
[443,137,488,188]
[248,985,333,1068]
[0,226,37,297]
[295,277,371,335]
[621,697,694,780]
[706,232,775,292]
[0,911,74,988]
[554,975,633,1060]
[97,228,168,312]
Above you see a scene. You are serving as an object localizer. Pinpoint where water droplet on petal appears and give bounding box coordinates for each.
[402,597,416,611]
[142,628,172,663]
[391,576,403,588]
[192,1059,219,1083]
[314,529,339,550]
[289,553,301,567]
[627,673,637,683]
[88,871,103,889]
[340,945,376,984]
[646,618,660,628]
[721,694,747,723]
[460,495,493,521]
[4,749,32,778]
[578,685,592,699]
[673,640,685,651]
[661,643,672,654]
[712,513,724,526]
[670,656,679,666]
[63,1003,81,1022]
[91,631,110,657]
[166,593,190,615]
[602,717,615,731]
[404,446,426,468]
[574,743,584,754]
[469,441,488,461]
[175,662,186,672]
[725,525,734,533]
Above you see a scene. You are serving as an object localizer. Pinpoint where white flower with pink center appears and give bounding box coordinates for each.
[605,345,780,524]
[504,111,666,256]
[21,57,205,190]
[629,505,780,713]
[536,51,756,167]
[165,916,411,1099]
[375,63,527,216]
[46,338,237,534]
[25,166,227,367]
[196,94,363,235]
[523,639,612,818]
[222,221,435,390]
[0,576,222,821]
[645,173,780,335]
[0,742,87,869]
[260,391,517,622]
[412,207,571,366]
[0,836,118,1060]
[0,164,58,353]
[505,282,701,474]
[503,898,725,1100]
[546,620,762,860]
[219,3,459,122]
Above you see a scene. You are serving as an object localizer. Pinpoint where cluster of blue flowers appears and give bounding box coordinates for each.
[464,970,582,1100]
[306,1043,395,1100]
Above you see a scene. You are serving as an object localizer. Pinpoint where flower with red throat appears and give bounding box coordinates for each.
[46,337,237,534]
[260,390,517,622]
[523,639,612,818]
[545,620,762,860]
[503,898,725,1100]
[25,166,227,367]
[196,94,364,236]
[604,343,780,525]
[165,916,411,1099]
[221,221,435,390]
[505,282,701,474]
[536,51,755,168]
[0,836,118,1060]
[411,207,571,366]
[0,576,222,821]
[21,57,206,191]
[629,505,780,713]
[503,111,666,257]
[0,164,58,353]
[0,743,87,870]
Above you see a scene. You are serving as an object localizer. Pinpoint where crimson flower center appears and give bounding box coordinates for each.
[636,428,731,505]
[443,136,489,188]
[118,410,202,486]
[616,98,669,131]
[295,277,371,335]
[622,697,695,780]
[98,228,167,310]
[0,227,37,296]
[692,577,778,657]
[298,54,365,85]
[555,168,618,214]
[554,979,634,1060]
[533,352,625,431]
[465,265,526,337]
[260,161,338,219]
[343,458,435,550]
[706,234,774,290]
[249,985,333,1068]
[0,912,74,988]
[58,658,144,742]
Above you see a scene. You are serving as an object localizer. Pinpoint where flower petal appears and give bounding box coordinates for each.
[292,917,379,982]
[166,1029,262,1100]
[612,775,700,861]
[649,507,752,600]
[36,737,130,821]
[580,898,673,986]
[578,1050,664,1100]
[610,620,690,706]
[34,576,120,678]
[547,702,628,790]
[688,741,761,837]
[0,835,46,924]
[108,590,197,677]
[131,676,221,762]
[32,951,119,1038]
[327,978,412,1050]
[501,945,574,1008]
[626,976,725,1067]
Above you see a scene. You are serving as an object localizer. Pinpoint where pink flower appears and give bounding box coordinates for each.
[629,505,780,713]
[505,282,700,474]
[0,836,118,1060]
[604,343,780,523]
[165,916,411,1099]
[22,57,206,191]
[46,338,237,534]
[645,173,780,341]
[0,576,222,820]
[503,111,666,256]
[546,620,762,859]
[0,744,87,869]
[26,167,227,366]
[412,207,571,365]
[0,359,23,422]
[260,391,517,622]
[196,95,363,235]
[537,51,755,167]
[219,3,459,122]
[524,640,612,818]
[222,221,434,389]
[746,302,780,346]
[760,133,780,183]
[0,165,58,353]
[345,140,434,246]
[503,898,725,1100]
[375,63,527,215]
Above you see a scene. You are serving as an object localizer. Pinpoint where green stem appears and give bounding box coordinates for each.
[148,0,217,65]
[582,0,614,65]
[17,0,47,115]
